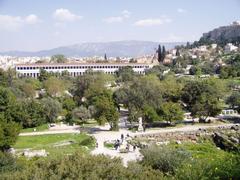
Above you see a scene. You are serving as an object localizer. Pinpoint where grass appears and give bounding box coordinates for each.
[20,124,49,133]
[14,133,95,157]
[104,142,114,149]
[173,141,231,159]
[82,119,99,128]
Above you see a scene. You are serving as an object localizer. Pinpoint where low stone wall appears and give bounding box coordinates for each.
[134,125,240,144]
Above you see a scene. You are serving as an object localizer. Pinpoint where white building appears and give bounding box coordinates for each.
[224,43,238,53]
[211,44,218,49]
[199,45,207,52]
[15,63,151,78]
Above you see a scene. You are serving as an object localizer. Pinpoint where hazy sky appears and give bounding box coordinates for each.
[0,0,239,51]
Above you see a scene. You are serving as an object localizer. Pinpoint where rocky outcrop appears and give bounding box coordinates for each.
[200,23,240,45]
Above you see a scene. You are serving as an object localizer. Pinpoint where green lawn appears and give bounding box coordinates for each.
[20,124,49,133]
[104,142,114,149]
[14,133,95,156]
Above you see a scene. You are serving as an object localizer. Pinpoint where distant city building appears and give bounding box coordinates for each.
[15,63,151,78]
[231,21,240,26]
[211,44,218,49]
[224,43,238,53]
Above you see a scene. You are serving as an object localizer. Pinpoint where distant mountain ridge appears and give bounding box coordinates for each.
[0,41,185,57]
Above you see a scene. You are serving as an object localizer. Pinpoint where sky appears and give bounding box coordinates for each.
[0,0,239,51]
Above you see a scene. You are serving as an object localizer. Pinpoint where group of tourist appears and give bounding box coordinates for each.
[114,134,136,152]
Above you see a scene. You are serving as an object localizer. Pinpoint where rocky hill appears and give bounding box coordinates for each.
[199,21,240,45]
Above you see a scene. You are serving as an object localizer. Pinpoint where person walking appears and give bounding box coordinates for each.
[121,134,124,142]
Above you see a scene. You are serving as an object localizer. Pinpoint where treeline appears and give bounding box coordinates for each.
[0,64,239,151]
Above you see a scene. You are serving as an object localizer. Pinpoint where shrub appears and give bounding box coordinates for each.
[140,145,190,175]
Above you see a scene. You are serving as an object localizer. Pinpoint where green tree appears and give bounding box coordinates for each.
[38,68,51,82]
[182,79,224,121]
[92,90,119,130]
[226,92,240,112]
[62,98,76,111]
[0,68,8,87]
[116,66,135,83]
[51,54,67,63]
[0,114,20,151]
[41,98,62,123]
[44,76,66,97]
[143,105,160,123]
[21,99,46,128]
[72,106,91,124]
[157,44,162,63]
[161,45,166,62]
[20,82,36,98]
[104,53,107,61]
[73,72,108,105]
[158,102,184,124]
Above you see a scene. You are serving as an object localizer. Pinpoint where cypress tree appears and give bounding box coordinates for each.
[161,45,166,62]
[176,48,180,56]
[157,45,162,63]
[104,53,107,61]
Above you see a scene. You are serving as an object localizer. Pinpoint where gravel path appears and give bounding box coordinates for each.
[90,123,238,166]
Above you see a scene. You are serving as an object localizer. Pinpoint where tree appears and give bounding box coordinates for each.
[161,45,166,62]
[62,98,76,112]
[92,90,119,130]
[51,54,67,63]
[0,114,21,151]
[176,48,180,56]
[0,87,16,113]
[158,102,184,124]
[226,92,240,112]
[116,66,135,83]
[159,75,183,102]
[182,80,224,121]
[0,68,8,87]
[72,106,91,124]
[38,68,50,82]
[21,99,46,128]
[104,53,107,61]
[157,45,162,63]
[72,73,108,105]
[114,76,163,124]
[20,82,36,98]
[44,77,65,97]
[41,98,62,123]
[143,105,160,123]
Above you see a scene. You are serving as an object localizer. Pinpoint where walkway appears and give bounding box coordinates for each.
[90,123,238,166]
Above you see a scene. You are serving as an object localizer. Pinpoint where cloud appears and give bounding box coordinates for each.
[103,16,123,23]
[177,8,187,13]
[122,10,131,18]
[0,14,41,31]
[53,8,82,22]
[103,10,131,23]
[25,14,41,24]
[134,17,172,27]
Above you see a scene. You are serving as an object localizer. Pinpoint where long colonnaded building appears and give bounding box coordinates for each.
[15,63,152,78]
